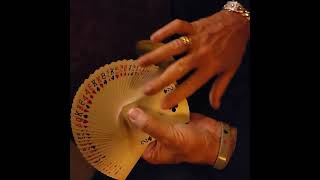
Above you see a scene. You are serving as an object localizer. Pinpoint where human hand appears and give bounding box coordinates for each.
[127,108,237,165]
[137,10,250,110]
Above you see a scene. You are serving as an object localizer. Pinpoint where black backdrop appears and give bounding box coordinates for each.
[70,0,250,179]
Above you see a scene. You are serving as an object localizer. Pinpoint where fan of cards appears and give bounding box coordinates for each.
[70,58,190,179]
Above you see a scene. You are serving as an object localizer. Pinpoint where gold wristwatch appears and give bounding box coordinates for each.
[223,1,250,21]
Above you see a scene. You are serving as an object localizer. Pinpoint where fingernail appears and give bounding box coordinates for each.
[128,108,142,121]
[128,108,146,129]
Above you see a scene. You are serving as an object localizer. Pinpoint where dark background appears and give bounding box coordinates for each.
[70,0,250,179]
[1,0,312,180]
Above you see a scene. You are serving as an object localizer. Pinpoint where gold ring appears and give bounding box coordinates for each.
[179,36,192,47]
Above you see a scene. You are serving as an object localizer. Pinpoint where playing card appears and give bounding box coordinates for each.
[71,59,190,180]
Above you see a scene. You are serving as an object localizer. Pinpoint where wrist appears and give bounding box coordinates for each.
[227,127,237,164]
[218,9,250,39]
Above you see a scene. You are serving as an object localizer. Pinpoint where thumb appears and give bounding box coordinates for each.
[128,107,177,145]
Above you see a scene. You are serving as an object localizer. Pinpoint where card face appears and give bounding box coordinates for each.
[71,59,190,180]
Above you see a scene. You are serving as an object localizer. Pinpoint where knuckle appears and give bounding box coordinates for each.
[173,19,188,29]
[173,19,183,25]
[172,39,184,49]
[198,46,211,56]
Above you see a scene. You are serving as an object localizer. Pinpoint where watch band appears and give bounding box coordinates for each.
[223,1,250,21]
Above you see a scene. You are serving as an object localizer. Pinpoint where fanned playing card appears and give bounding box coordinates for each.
[71,59,190,180]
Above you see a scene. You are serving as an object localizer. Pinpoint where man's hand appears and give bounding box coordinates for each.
[137,10,250,110]
[128,108,237,165]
